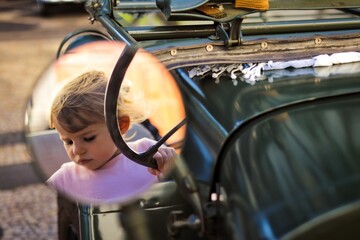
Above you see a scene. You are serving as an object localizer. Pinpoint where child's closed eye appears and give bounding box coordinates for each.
[63,140,73,145]
[84,136,96,142]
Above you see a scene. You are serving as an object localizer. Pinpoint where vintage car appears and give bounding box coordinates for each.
[25,0,360,239]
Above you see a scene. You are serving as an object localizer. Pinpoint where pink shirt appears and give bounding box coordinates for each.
[47,138,158,205]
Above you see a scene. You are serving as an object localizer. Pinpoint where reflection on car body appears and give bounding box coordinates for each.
[24,0,360,239]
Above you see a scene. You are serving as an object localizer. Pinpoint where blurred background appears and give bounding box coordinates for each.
[0,0,102,238]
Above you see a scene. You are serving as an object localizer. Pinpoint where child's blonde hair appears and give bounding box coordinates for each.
[50,70,151,133]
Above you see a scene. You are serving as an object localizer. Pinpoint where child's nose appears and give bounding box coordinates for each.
[73,142,85,155]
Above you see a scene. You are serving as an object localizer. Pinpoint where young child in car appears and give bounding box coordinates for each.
[47,70,175,204]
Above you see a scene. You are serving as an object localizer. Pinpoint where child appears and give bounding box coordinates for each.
[47,70,176,204]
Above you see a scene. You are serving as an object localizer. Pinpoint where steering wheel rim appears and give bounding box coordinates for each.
[105,44,186,169]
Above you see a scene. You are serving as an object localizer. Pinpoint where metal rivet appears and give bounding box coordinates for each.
[206,45,213,52]
[170,49,177,56]
[261,42,268,49]
[314,38,322,44]
[88,17,95,24]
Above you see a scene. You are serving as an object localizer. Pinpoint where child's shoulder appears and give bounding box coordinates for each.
[128,137,157,150]
[60,161,76,169]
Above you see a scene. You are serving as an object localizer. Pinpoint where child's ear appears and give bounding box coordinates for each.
[118,115,130,134]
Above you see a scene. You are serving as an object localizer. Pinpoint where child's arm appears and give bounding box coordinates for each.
[148,146,176,176]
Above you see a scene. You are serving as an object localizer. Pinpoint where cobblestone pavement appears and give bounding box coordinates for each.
[0,1,102,239]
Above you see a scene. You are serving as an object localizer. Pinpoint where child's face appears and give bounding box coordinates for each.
[53,119,119,170]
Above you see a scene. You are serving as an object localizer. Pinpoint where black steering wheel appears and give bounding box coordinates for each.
[105,44,186,169]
